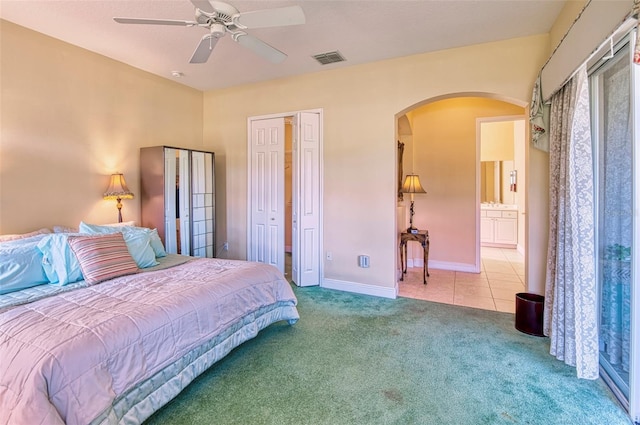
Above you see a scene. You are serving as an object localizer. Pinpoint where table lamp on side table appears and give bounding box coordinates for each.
[103,173,134,223]
[401,174,426,234]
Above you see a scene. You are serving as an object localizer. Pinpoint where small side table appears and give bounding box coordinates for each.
[399,230,430,284]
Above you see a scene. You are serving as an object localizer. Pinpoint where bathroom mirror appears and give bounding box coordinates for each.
[481,161,515,204]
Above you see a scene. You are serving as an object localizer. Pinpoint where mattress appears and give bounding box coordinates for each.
[0,256,299,425]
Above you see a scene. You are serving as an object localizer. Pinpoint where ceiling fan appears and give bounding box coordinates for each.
[114,0,305,64]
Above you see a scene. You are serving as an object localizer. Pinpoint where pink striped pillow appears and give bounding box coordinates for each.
[67,233,138,285]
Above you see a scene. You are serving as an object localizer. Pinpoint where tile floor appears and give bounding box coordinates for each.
[398,247,525,313]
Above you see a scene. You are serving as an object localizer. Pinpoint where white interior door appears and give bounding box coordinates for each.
[249,117,285,272]
[292,112,321,286]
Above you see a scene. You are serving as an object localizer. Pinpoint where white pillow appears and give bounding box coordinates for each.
[103,221,136,227]
[53,225,78,233]
[0,228,51,242]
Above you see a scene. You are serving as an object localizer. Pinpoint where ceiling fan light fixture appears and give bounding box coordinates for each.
[209,22,226,38]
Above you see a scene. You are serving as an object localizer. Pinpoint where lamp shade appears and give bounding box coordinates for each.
[103,173,134,200]
[401,174,426,194]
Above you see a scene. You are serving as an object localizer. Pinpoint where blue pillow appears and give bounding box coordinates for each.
[37,233,84,285]
[78,221,121,235]
[120,227,159,268]
[147,228,167,258]
[0,239,48,294]
[78,222,159,268]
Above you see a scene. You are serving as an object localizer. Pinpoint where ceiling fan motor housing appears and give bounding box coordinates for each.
[195,9,214,25]
[210,23,226,38]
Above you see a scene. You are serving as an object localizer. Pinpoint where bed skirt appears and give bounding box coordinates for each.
[93,302,299,425]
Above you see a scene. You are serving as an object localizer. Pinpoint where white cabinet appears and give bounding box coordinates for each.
[140,146,215,258]
[481,209,517,247]
[480,214,495,244]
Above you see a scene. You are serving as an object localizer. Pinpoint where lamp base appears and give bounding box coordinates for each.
[407,226,419,234]
[116,197,124,223]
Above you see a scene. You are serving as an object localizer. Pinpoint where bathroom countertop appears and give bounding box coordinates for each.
[481,203,518,211]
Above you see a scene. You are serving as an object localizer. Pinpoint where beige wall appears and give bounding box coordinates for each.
[481,121,515,162]
[0,20,204,233]
[203,34,549,290]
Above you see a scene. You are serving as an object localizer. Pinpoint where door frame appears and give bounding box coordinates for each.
[476,115,527,272]
[246,108,324,286]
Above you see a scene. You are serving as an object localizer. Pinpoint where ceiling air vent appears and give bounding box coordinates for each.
[312,51,346,65]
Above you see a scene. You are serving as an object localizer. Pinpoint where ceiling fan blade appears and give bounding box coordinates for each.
[234,33,287,64]
[114,17,195,26]
[190,0,214,14]
[189,34,220,63]
[234,5,305,29]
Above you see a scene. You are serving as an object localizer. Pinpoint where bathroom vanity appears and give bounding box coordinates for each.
[480,204,518,248]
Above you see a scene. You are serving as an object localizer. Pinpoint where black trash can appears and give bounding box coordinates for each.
[515,293,545,336]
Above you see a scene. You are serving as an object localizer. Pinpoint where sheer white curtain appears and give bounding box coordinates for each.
[543,66,599,379]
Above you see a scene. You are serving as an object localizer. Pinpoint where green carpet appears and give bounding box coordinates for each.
[145,286,631,425]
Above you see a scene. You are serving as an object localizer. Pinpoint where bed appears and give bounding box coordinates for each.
[0,226,299,425]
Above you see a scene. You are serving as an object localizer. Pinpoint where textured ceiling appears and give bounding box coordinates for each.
[0,0,566,91]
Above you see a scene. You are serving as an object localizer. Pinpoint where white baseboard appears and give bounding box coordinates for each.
[322,278,397,299]
[410,259,480,273]
[408,257,478,273]
[406,258,416,268]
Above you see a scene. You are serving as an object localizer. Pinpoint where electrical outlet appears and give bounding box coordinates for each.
[326,251,332,261]
[223,242,229,251]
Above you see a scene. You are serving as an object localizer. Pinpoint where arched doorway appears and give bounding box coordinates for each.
[395,93,527,312]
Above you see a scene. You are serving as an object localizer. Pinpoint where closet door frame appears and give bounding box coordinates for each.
[247,109,324,286]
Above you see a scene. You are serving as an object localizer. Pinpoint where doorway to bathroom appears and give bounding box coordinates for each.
[478,117,526,257]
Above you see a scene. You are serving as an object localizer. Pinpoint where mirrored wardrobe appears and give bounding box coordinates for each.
[140,146,215,258]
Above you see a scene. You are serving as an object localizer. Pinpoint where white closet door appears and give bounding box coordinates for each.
[292,112,321,286]
[249,117,285,272]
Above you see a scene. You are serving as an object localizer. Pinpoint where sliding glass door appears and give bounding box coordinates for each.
[591,32,639,423]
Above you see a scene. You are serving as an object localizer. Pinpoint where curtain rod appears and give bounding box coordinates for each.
[540,1,638,102]
[539,0,593,75]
